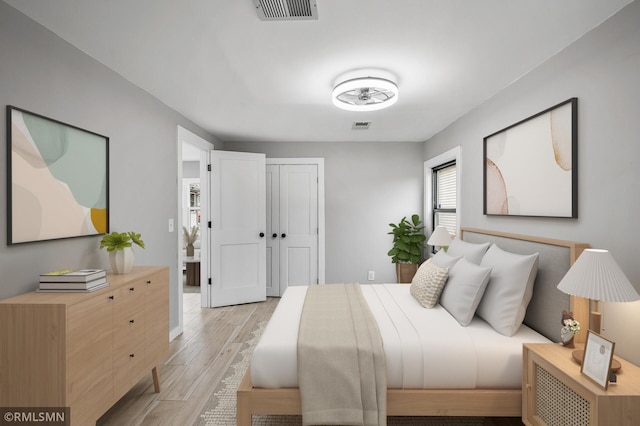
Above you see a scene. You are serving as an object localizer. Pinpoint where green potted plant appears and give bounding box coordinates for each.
[387,214,426,283]
[99,231,145,274]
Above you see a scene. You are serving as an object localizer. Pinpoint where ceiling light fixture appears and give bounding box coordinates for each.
[332,77,398,111]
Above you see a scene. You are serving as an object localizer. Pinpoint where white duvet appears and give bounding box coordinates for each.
[251,284,550,390]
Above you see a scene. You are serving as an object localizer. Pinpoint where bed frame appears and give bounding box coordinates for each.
[237,228,589,424]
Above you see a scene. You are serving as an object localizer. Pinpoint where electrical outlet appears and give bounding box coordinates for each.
[168,218,174,232]
[368,271,375,281]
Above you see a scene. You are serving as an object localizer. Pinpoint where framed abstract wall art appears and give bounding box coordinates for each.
[483,98,577,218]
[7,106,109,244]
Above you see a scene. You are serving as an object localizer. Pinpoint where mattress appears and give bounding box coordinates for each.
[251,284,551,389]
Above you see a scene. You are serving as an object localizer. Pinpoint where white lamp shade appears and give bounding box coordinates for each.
[427,225,453,247]
[557,249,640,302]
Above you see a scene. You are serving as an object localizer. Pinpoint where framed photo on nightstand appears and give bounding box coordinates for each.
[581,331,615,390]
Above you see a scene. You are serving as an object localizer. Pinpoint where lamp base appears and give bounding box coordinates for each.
[571,349,621,372]
[590,311,602,334]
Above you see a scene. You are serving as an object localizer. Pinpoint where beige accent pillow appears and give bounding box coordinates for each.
[410,259,450,308]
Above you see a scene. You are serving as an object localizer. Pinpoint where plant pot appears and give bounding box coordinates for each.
[109,247,135,274]
[396,262,419,283]
[186,243,195,257]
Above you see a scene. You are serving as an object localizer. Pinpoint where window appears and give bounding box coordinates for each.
[424,146,460,247]
[432,161,457,238]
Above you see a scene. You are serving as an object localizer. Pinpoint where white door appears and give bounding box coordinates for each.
[265,165,280,297]
[280,164,319,291]
[210,151,266,307]
[266,164,319,296]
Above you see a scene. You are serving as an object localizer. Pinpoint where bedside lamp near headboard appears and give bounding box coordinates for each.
[557,248,640,334]
[427,225,453,252]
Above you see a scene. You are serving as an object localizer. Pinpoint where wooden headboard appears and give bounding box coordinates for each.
[460,227,589,343]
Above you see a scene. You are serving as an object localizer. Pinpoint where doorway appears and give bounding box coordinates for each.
[182,177,201,295]
[176,126,213,339]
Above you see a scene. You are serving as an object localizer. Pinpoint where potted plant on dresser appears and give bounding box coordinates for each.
[99,231,145,274]
[387,214,426,283]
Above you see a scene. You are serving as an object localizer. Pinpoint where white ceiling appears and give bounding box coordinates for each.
[4,0,632,143]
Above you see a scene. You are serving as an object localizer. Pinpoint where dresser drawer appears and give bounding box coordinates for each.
[114,309,145,351]
[145,269,169,367]
[114,340,146,396]
[115,279,147,320]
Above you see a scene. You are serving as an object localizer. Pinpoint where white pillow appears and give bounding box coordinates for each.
[431,250,462,268]
[439,258,492,326]
[410,259,449,309]
[476,244,539,336]
[447,239,490,264]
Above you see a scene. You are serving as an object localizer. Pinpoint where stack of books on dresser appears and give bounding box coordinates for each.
[38,269,109,292]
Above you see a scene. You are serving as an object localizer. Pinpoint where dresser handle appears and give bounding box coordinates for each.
[129,287,135,292]
[129,354,135,358]
[147,280,152,285]
[108,295,115,300]
[129,319,135,324]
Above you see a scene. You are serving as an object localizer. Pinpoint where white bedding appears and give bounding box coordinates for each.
[251,284,551,390]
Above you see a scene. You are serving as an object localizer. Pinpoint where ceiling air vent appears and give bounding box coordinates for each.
[254,0,318,21]
[352,122,371,130]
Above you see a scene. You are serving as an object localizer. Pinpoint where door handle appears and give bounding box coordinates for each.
[281,233,287,238]
[259,232,265,238]
[272,233,278,238]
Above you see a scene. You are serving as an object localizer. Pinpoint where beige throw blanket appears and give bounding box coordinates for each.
[297,283,386,426]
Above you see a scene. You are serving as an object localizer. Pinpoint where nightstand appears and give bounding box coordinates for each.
[523,343,640,425]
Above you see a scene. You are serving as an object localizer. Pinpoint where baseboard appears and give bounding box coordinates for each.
[169,324,182,341]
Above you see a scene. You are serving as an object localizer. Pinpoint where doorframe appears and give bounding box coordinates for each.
[266,158,326,285]
[175,126,214,340]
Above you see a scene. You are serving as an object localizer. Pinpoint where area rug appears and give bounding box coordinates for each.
[196,321,520,426]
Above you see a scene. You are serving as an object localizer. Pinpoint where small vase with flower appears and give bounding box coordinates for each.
[560,310,581,348]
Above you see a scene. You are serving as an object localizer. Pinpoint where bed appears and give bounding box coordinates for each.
[237,228,589,424]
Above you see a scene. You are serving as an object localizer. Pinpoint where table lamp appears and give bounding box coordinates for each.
[427,225,453,252]
[557,249,640,367]
[557,248,639,334]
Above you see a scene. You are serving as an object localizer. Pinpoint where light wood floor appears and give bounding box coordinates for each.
[97,293,279,426]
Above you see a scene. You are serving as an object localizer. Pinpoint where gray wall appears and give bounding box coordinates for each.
[225,141,424,284]
[0,3,221,332]
[423,1,640,363]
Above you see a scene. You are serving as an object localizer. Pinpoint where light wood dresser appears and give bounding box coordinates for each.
[0,266,169,426]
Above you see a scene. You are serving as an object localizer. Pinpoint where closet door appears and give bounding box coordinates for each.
[265,165,280,297]
[278,164,318,292]
[266,161,321,297]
